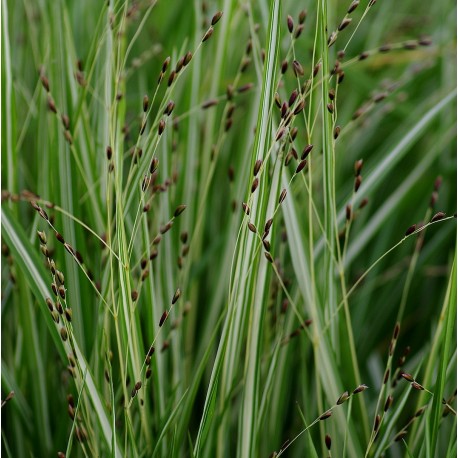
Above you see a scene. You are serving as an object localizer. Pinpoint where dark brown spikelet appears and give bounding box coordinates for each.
[431,211,446,222]
[298,9,307,24]
[418,36,432,46]
[182,51,192,67]
[434,176,442,191]
[281,59,288,74]
[242,203,250,217]
[143,95,149,112]
[405,224,416,236]
[348,0,360,13]
[279,189,287,204]
[384,395,394,412]
[65,308,72,322]
[106,146,113,161]
[338,71,345,84]
[263,239,271,251]
[379,44,391,53]
[325,434,332,450]
[46,297,54,312]
[312,62,322,78]
[158,119,166,135]
[290,127,298,141]
[328,89,335,101]
[159,311,168,327]
[202,99,218,109]
[202,27,214,42]
[288,90,298,108]
[264,218,273,234]
[248,222,257,234]
[58,285,66,299]
[60,327,68,341]
[401,372,414,382]
[61,114,70,130]
[287,15,294,33]
[293,100,305,115]
[168,70,176,87]
[411,381,424,391]
[264,252,274,263]
[164,101,175,116]
[292,60,304,77]
[237,83,254,93]
[131,291,138,301]
[160,222,173,234]
[374,414,381,432]
[333,125,341,139]
[301,144,313,160]
[64,130,73,145]
[47,96,57,113]
[40,74,50,92]
[355,159,363,177]
[327,103,334,114]
[251,178,259,193]
[354,175,362,192]
[211,11,223,25]
[383,369,390,384]
[295,160,307,174]
[150,157,159,174]
[353,384,369,394]
[327,31,337,47]
[37,230,47,245]
[276,127,286,141]
[253,159,262,176]
[346,204,352,221]
[139,120,147,135]
[336,391,350,406]
[281,102,288,118]
[393,322,400,339]
[319,410,332,421]
[55,232,65,244]
[172,288,181,304]
[174,205,187,217]
[162,56,171,73]
[294,24,304,38]
[338,18,352,31]
[359,51,369,60]
[394,430,407,442]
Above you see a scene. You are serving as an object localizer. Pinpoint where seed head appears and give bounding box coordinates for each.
[401,372,414,382]
[354,175,362,192]
[281,60,288,74]
[253,159,262,176]
[325,434,332,450]
[411,381,424,391]
[298,10,307,24]
[174,205,187,217]
[337,391,350,404]
[294,24,304,38]
[264,252,274,263]
[251,178,259,193]
[338,18,352,31]
[431,211,446,222]
[164,101,175,116]
[287,15,294,33]
[60,327,68,341]
[384,395,394,412]
[202,27,214,42]
[319,410,332,420]
[327,103,334,114]
[348,0,360,13]
[242,202,250,215]
[158,119,166,135]
[394,430,407,442]
[248,222,257,233]
[353,384,369,394]
[211,11,223,25]
[293,100,305,115]
[279,189,287,204]
[172,288,181,304]
[292,60,304,77]
[334,125,341,139]
[295,160,307,174]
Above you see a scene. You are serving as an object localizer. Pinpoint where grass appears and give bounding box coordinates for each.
[1,0,456,457]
